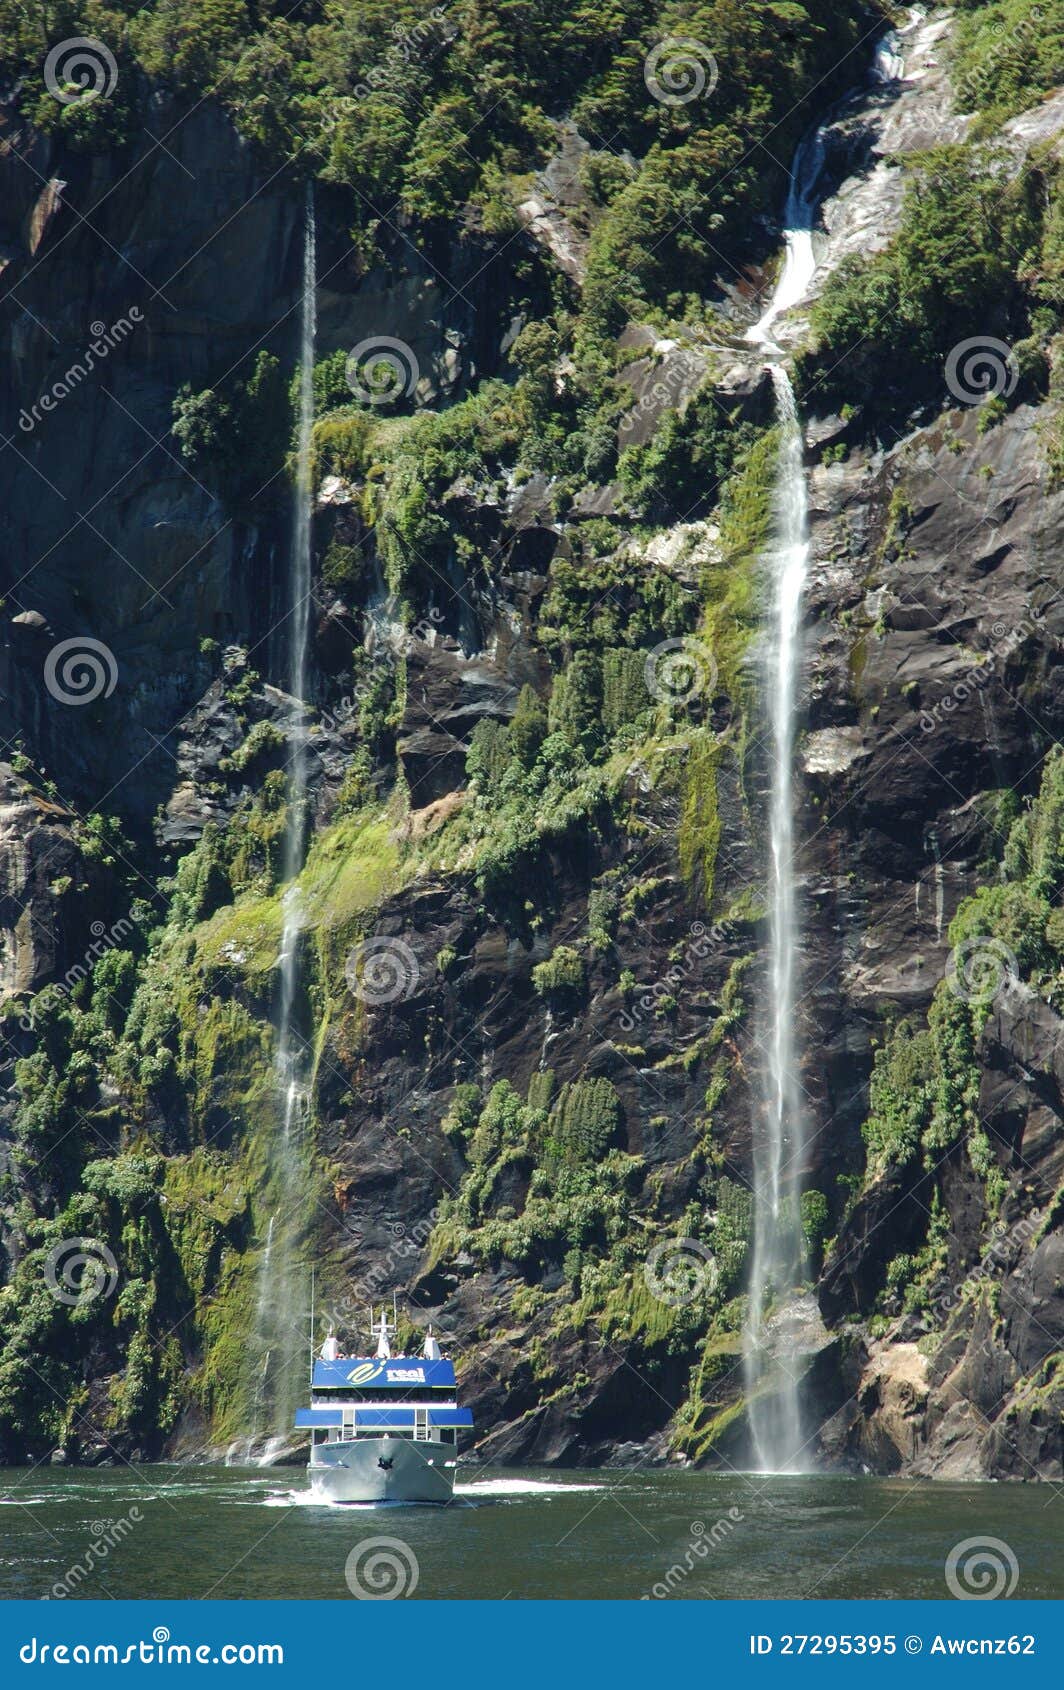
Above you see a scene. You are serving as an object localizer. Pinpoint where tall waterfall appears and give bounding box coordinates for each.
[740,39,902,1474]
[253,183,316,1451]
[742,352,812,1475]
[741,114,838,1475]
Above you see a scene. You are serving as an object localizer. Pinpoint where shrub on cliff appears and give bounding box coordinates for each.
[798,145,1047,424]
[172,352,290,502]
[532,944,587,1007]
[952,0,1064,126]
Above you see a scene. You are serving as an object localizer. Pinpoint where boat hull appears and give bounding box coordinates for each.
[308,1435,455,1504]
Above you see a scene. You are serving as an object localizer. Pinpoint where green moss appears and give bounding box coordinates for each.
[549,1078,621,1165]
[671,1329,746,1461]
[196,895,284,979]
[679,731,721,903]
[221,719,284,776]
[311,409,377,482]
[570,1269,695,1348]
[300,813,400,948]
[861,1021,936,1176]
[702,427,778,708]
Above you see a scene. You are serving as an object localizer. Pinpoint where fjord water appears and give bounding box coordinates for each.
[251,184,317,1446]
[1,1467,1061,1600]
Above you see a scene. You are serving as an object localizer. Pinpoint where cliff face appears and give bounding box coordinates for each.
[1,4,1063,1479]
[1,100,295,813]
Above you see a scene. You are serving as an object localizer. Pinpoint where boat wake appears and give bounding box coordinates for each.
[257,1476,607,1508]
[454,1478,604,1498]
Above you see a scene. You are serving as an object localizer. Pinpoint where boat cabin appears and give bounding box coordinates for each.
[296,1319,472,1449]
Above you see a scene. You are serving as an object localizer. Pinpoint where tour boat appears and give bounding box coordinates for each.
[297,1312,471,1504]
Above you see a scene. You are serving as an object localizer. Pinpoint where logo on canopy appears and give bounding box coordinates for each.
[346,1361,386,1385]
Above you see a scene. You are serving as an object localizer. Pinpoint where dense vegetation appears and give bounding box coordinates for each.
[952,0,1064,125]
[798,142,1062,425]
[4,2,878,331]
[3,0,1064,1468]
[853,750,1064,1320]
[799,0,1064,427]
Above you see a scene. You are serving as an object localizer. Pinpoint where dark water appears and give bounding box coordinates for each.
[0,1466,1061,1601]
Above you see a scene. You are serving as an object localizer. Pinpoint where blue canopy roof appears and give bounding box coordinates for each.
[311,1357,456,1389]
[295,1407,473,1430]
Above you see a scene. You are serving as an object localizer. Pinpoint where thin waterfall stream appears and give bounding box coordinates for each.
[741,39,902,1474]
[251,183,316,1453]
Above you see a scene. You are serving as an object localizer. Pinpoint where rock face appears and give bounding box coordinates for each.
[0,770,84,997]
[0,98,541,822]
[1,10,1063,1480]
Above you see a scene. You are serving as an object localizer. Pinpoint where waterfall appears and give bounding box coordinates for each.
[740,39,902,1472]
[742,353,812,1474]
[745,122,827,356]
[252,183,316,1449]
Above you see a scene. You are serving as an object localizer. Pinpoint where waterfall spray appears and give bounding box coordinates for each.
[252,183,316,1451]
